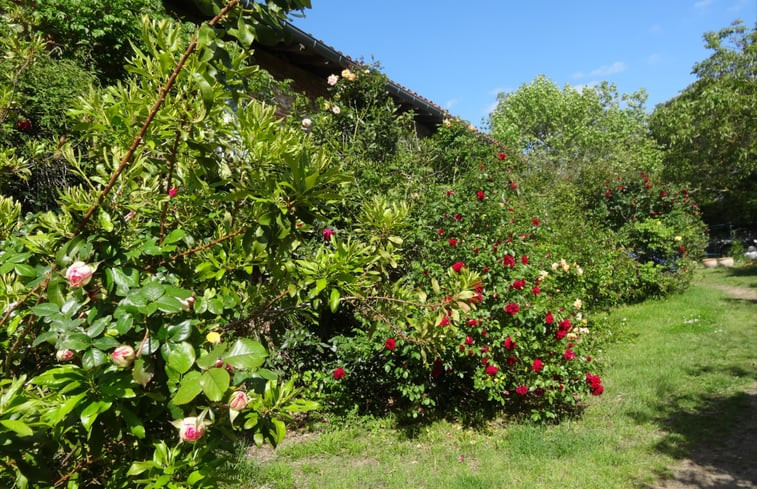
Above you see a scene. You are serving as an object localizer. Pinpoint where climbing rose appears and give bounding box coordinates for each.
[111,345,135,368]
[532,359,544,372]
[545,312,554,324]
[448,238,458,247]
[515,385,529,396]
[502,255,516,268]
[521,255,529,265]
[497,152,506,160]
[531,218,540,226]
[385,338,397,351]
[476,191,485,201]
[322,228,335,241]
[65,261,93,288]
[168,187,179,198]
[438,316,450,326]
[485,365,499,376]
[327,74,339,86]
[465,336,474,345]
[178,417,205,442]
[510,279,526,290]
[229,391,249,411]
[451,261,465,273]
[504,302,520,316]
[332,367,346,380]
[504,336,516,350]
[532,286,541,295]
[563,349,577,361]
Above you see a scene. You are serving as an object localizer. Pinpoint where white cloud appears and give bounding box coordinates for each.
[570,81,600,92]
[572,61,627,79]
[647,53,662,65]
[694,0,714,8]
[485,100,500,115]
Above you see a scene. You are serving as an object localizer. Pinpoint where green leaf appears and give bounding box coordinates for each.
[329,288,340,313]
[121,405,146,439]
[167,321,192,342]
[60,333,91,350]
[80,400,112,431]
[201,368,230,402]
[132,358,155,388]
[141,282,164,302]
[156,295,183,313]
[82,348,108,369]
[0,419,33,437]
[167,342,195,374]
[107,267,139,296]
[14,264,37,278]
[172,371,203,405]
[270,417,286,446]
[98,209,114,232]
[127,461,157,476]
[224,338,267,370]
[163,229,186,245]
[31,303,59,317]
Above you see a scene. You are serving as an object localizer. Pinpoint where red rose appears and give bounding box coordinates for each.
[509,180,518,191]
[448,238,458,247]
[438,228,445,235]
[591,385,604,395]
[467,318,478,326]
[454,213,463,221]
[451,261,465,273]
[532,359,544,372]
[476,191,486,201]
[431,358,443,378]
[515,385,529,396]
[322,228,335,241]
[438,316,450,327]
[502,255,516,268]
[504,302,520,316]
[465,336,474,345]
[545,312,554,324]
[532,286,541,295]
[531,218,540,226]
[332,367,346,380]
[510,279,526,290]
[521,255,529,265]
[507,355,517,365]
[485,365,499,376]
[497,152,507,160]
[563,349,577,360]
[504,336,516,350]
[385,338,396,351]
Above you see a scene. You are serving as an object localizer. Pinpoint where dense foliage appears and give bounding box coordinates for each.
[650,20,757,229]
[0,1,721,487]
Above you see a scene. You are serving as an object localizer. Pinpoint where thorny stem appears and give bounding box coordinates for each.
[72,0,241,237]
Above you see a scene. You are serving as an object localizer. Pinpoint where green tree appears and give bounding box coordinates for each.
[489,75,662,197]
[650,20,757,228]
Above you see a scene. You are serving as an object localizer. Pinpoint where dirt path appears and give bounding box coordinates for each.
[654,282,757,489]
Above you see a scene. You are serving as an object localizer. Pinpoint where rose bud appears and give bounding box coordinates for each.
[179,296,195,311]
[111,345,135,368]
[65,261,93,288]
[229,391,249,411]
[56,349,74,362]
[178,416,205,442]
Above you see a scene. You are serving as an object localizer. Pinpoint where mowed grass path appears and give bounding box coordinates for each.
[230,266,757,489]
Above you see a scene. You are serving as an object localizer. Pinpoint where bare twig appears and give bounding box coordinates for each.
[148,226,247,270]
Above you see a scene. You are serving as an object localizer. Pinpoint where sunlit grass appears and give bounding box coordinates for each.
[225,266,757,489]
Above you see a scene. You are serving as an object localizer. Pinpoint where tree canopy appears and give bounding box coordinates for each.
[650,20,756,227]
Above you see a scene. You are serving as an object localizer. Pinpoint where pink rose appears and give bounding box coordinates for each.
[168,187,179,198]
[56,349,74,362]
[229,391,249,411]
[178,417,205,442]
[111,345,135,368]
[65,261,93,288]
[179,296,195,311]
[322,228,335,241]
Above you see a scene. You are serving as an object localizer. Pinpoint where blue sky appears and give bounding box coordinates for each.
[292,0,756,128]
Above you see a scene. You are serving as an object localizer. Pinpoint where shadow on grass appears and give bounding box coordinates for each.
[630,374,757,488]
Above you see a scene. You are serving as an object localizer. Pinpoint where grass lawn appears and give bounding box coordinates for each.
[226,265,757,489]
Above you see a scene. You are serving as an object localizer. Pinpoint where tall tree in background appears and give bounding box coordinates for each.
[488,75,662,199]
[650,20,756,228]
